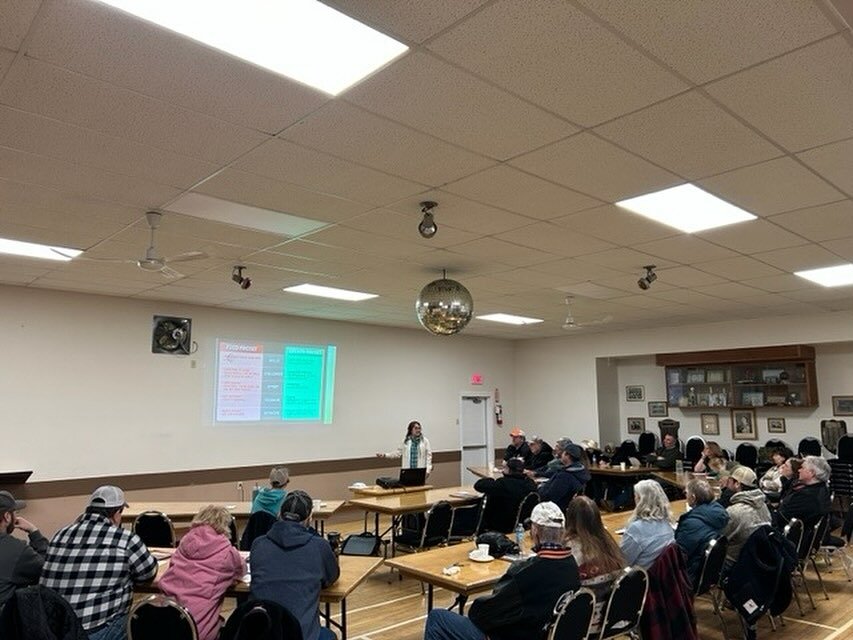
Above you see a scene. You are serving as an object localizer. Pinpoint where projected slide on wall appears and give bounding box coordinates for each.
[215,340,336,423]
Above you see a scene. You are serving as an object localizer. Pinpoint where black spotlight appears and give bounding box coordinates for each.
[638,265,657,290]
[418,201,438,239]
[232,265,251,290]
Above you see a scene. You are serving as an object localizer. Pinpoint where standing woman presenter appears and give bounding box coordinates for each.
[377,420,433,475]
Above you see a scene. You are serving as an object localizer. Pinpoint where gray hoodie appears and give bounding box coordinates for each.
[0,529,49,608]
[723,489,771,564]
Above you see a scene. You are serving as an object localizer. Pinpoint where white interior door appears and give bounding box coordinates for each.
[460,394,491,486]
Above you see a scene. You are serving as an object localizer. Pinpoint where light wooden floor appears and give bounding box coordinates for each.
[216,515,853,640]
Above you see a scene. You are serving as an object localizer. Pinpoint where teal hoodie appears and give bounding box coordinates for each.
[251,487,287,518]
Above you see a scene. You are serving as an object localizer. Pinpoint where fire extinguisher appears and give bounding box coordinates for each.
[495,388,503,425]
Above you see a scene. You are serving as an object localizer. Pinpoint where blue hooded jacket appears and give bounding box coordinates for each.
[249,521,340,640]
[675,501,729,587]
[537,462,590,511]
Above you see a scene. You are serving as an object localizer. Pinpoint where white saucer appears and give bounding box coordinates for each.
[468,551,494,562]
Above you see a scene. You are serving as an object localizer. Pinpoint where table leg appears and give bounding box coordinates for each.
[325,603,331,628]
[340,599,347,640]
[428,584,434,611]
[374,512,380,538]
[458,595,468,615]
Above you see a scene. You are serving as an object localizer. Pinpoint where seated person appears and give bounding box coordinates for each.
[538,444,590,512]
[250,491,339,640]
[423,502,580,640]
[759,447,793,495]
[645,434,680,470]
[721,467,770,565]
[160,505,247,640]
[526,437,571,479]
[778,456,802,500]
[0,491,48,610]
[693,441,734,475]
[474,459,538,533]
[503,428,532,467]
[526,436,553,471]
[621,480,674,569]
[773,455,832,531]
[564,496,625,636]
[674,479,729,588]
[251,466,290,518]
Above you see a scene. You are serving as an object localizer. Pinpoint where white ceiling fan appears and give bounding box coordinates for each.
[53,211,208,278]
[562,296,613,330]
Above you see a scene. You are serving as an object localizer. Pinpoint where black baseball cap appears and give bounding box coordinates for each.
[280,490,313,522]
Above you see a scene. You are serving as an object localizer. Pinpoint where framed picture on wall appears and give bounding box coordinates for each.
[627,417,645,434]
[626,385,645,402]
[701,413,719,436]
[832,395,853,416]
[648,401,668,417]
[767,417,786,434]
[732,408,758,440]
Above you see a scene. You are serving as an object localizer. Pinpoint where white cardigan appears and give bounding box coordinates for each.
[386,436,433,475]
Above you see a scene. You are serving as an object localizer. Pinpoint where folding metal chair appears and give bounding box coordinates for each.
[597,567,649,640]
[546,588,596,640]
[128,594,198,640]
[133,511,176,548]
[694,536,730,640]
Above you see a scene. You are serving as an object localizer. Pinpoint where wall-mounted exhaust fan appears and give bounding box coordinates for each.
[152,315,193,355]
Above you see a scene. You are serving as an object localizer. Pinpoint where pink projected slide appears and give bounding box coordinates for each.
[216,342,263,421]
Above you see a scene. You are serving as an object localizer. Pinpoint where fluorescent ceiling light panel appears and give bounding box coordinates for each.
[477,313,543,325]
[0,238,82,261]
[616,183,756,233]
[795,264,853,287]
[284,283,378,301]
[95,0,408,95]
[166,193,327,237]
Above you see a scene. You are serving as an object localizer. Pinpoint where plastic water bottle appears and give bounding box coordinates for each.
[675,460,684,476]
[515,523,525,554]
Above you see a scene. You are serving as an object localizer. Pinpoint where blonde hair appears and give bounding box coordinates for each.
[191,505,233,535]
[630,479,672,523]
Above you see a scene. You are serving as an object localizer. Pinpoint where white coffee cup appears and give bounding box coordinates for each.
[312,499,322,510]
[477,543,490,557]
[620,462,626,471]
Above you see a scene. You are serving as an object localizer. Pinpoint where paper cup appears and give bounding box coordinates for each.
[477,543,490,557]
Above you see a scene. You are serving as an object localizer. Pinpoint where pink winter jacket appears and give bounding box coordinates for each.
[159,524,246,640]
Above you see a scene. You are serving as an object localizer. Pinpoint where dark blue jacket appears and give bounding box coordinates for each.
[674,501,729,588]
[249,521,339,640]
[537,462,590,511]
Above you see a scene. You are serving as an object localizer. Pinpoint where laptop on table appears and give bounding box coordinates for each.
[399,467,427,487]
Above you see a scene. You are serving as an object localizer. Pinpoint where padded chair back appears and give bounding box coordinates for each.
[449,496,486,540]
[829,459,853,499]
[619,439,639,459]
[638,432,657,457]
[764,438,789,453]
[838,434,853,462]
[420,500,453,548]
[695,536,728,597]
[0,585,87,640]
[128,594,198,640]
[239,511,278,551]
[798,436,822,457]
[658,419,680,444]
[546,588,595,640]
[735,443,758,469]
[133,511,176,548]
[599,567,648,640]
[821,420,847,455]
[221,599,303,640]
[684,436,705,466]
[515,492,540,529]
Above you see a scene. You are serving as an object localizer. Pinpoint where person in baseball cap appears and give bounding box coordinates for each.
[537,441,592,512]
[87,485,129,509]
[0,490,49,608]
[473,458,538,533]
[504,427,532,467]
[721,465,771,564]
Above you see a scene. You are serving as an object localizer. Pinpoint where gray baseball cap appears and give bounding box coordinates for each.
[88,485,128,508]
[0,490,25,511]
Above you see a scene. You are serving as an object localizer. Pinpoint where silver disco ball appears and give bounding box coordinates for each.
[415,277,474,336]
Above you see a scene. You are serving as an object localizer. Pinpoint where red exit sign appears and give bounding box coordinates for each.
[470,373,484,385]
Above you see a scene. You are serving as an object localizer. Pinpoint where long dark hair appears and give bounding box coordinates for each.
[405,421,422,442]
[565,496,624,575]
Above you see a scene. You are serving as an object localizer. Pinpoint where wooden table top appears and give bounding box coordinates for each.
[348,487,480,515]
[122,499,344,522]
[653,471,721,491]
[143,548,382,602]
[348,484,434,496]
[467,466,498,480]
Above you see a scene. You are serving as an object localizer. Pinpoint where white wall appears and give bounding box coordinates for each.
[515,312,853,450]
[0,285,515,481]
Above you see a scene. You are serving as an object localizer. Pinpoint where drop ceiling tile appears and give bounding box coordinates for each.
[29,279,156,296]
[153,213,302,251]
[528,258,625,281]
[339,207,479,248]
[698,157,843,217]
[0,106,219,189]
[706,36,853,151]
[26,0,328,133]
[647,266,728,288]
[694,256,786,281]
[753,244,842,271]
[553,204,679,246]
[770,201,853,242]
[820,235,853,262]
[427,0,686,126]
[460,274,531,295]
[633,236,739,264]
[386,190,533,235]
[493,222,615,258]
[0,57,268,165]
[194,170,370,225]
[0,48,15,77]
[0,146,181,209]
[445,236,561,268]
[595,91,781,179]
[239,252,357,279]
[558,282,630,299]
[323,0,488,43]
[0,220,118,251]
[443,165,602,220]
[578,0,836,84]
[0,0,40,51]
[782,286,853,303]
[234,139,425,207]
[798,138,853,197]
[265,239,393,269]
[696,219,808,254]
[483,268,581,290]
[299,225,436,260]
[510,133,680,202]
[694,282,768,299]
[279,101,494,185]
[650,288,727,309]
[577,247,672,272]
[346,51,576,160]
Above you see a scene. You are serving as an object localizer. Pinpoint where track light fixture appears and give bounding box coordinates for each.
[232,265,252,290]
[637,265,657,290]
[418,201,438,239]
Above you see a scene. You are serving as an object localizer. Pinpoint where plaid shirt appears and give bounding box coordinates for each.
[40,512,157,630]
